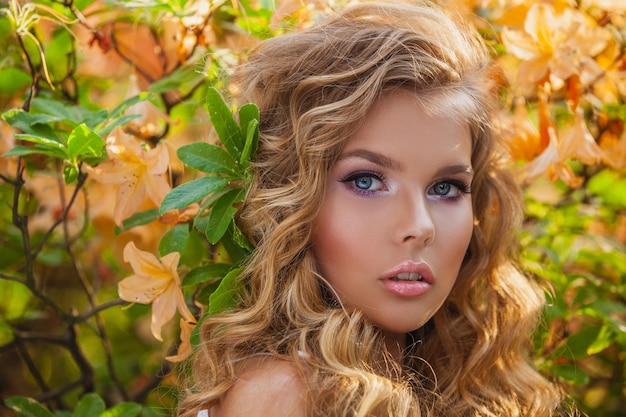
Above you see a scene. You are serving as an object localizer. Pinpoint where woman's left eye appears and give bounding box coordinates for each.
[429,180,471,199]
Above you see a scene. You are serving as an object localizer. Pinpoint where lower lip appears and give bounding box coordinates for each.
[381,279,430,297]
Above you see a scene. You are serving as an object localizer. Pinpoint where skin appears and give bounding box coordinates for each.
[312,90,475,356]
[210,357,306,417]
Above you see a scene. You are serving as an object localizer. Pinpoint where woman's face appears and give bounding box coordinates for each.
[312,91,474,344]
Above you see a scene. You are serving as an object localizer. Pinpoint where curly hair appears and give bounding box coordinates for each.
[177,2,564,416]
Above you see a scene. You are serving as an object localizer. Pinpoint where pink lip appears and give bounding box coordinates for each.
[380,260,434,297]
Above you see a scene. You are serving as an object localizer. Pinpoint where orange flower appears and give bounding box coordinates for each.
[165,318,196,362]
[88,128,171,226]
[118,241,195,341]
[502,4,611,90]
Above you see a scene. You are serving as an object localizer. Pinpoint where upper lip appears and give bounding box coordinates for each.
[381,260,434,284]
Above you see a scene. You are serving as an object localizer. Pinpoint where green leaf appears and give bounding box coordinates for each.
[205,188,244,244]
[182,263,232,287]
[3,144,68,159]
[159,223,189,256]
[209,267,243,314]
[100,402,142,417]
[177,142,240,177]
[240,118,259,167]
[72,393,105,417]
[0,68,31,95]
[552,325,614,360]
[13,134,66,151]
[1,109,58,139]
[550,363,589,385]
[63,164,79,184]
[108,93,151,120]
[160,176,230,214]
[206,87,243,159]
[95,114,142,138]
[30,97,86,126]
[238,103,259,142]
[4,396,55,417]
[114,209,160,235]
[67,124,105,160]
[232,224,253,252]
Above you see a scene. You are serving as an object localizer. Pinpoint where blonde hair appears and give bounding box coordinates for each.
[177,2,564,416]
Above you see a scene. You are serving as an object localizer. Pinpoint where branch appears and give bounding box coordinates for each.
[72,299,127,323]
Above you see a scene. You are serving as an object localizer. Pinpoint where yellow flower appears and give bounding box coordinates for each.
[88,128,171,226]
[502,3,612,90]
[118,241,195,341]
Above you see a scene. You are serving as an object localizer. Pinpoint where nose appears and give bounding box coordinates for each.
[394,193,435,247]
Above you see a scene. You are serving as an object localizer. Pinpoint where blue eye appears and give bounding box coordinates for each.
[429,180,471,200]
[433,182,452,196]
[340,172,385,193]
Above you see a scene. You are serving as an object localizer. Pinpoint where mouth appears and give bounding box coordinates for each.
[382,261,434,284]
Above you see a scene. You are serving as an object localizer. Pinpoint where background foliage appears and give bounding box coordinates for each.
[0,0,624,416]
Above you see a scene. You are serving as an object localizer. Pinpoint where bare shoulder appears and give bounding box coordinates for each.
[211,357,307,417]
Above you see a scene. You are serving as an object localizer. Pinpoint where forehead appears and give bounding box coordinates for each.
[339,90,472,173]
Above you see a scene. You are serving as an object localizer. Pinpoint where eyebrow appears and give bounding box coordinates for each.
[338,149,473,177]
[435,164,474,177]
[337,149,401,170]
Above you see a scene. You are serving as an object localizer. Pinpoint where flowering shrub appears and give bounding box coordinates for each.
[0,0,624,416]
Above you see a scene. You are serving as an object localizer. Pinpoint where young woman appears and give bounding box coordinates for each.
[177,2,568,416]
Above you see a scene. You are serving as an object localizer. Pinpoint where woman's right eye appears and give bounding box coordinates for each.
[340,172,384,192]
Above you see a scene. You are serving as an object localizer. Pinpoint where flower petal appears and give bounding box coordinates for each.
[150,283,178,341]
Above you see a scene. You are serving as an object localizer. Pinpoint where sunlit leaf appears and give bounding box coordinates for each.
[67,124,105,160]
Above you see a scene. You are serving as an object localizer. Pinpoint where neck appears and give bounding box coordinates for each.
[383,331,407,363]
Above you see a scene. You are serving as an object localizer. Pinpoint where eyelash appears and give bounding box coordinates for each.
[339,172,472,200]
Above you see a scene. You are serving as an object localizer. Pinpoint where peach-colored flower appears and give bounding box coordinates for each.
[118,241,195,341]
[505,97,546,161]
[502,3,612,90]
[559,109,604,165]
[600,128,626,169]
[159,203,200,225]
[88,128,171,226]
[165,318,196,362]
[516,126,583,188]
